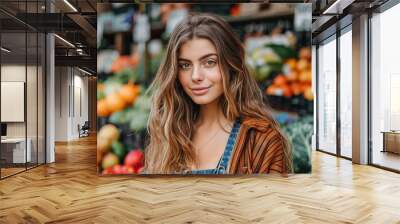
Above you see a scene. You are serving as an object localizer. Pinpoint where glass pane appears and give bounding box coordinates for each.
[1,30,27,177]
[38,32,45,165]
[317,37,337,154]
[27,0,39,169]
[27,31,38,169]
[371,4,400,171]
[339,29,352,158]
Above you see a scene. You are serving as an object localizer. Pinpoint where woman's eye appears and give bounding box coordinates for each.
[204,59,217,67]
[179,63,191,70]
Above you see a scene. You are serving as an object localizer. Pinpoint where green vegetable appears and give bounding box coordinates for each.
[255,65,271,82]
[133,95,151,111]
[112,141,126,161]
[281,116,313,173]
[97,90,106,100]
[129,110,149,131]
[109,110,127,124]
[265,44,297,60]
[104,79,123,96]
[114,68,140,83]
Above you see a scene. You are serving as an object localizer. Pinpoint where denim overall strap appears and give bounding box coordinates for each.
[188,117,241,175]
[215,118,241,174]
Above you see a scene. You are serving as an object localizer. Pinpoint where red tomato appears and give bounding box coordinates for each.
[135,166,144,174]
[124,150,144,167]
[102,167,114,175]
[112,164,124,174]
[121,165,135,174]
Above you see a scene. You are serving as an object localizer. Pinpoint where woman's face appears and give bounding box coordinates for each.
[178,38,224,105]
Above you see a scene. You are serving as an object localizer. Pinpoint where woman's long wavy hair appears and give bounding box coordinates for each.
[144,13,292,174]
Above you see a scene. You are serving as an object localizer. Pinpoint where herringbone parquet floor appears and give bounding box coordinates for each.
[0,135,399,224]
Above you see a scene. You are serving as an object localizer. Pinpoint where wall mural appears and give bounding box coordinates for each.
[97,3,313,175]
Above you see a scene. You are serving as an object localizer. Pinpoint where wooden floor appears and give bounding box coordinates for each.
[372,150,400,171]
[0,135,400,223]
[1,167,26,178]
[1,163,44,178]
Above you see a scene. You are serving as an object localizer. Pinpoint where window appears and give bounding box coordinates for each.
[339,28,352,158]
[317,36,337,154]
[370,3,400,171]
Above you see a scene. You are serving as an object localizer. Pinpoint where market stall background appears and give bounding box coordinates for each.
[96,3,313,175]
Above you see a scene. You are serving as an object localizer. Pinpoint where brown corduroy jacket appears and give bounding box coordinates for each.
[227,116,288,175]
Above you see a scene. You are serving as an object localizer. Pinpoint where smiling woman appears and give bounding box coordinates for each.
[178,39,223,105]
[144,13,293,175]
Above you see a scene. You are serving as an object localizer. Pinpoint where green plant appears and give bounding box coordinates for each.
[281,115,313,173]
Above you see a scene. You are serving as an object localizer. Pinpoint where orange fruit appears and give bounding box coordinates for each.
[97,83,105,91]
[285,58,297,70]
[273,74,287,87]
[304,87,314,100]
[300,83,312,92]
[299,70,312,82]
[290,82,302,95]
[119,83,140,104]
[281,84,293,98]
[266,85,276,95]
[106,92,126,113]
[299,47,311,60]
[97,99,110,117]
[297,59,310,71]
[111,56,131,73]
[287,71,298,82]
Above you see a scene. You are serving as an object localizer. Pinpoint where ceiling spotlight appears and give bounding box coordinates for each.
[54,34,75,48]
[63,0,78,12]
[323,0,354,15]
[1,47,11,53]
[78,67,92,76]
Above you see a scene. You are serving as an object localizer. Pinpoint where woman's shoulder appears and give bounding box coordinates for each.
[240,116,274,132]
[232,115,287,174]
[240,116,284,152]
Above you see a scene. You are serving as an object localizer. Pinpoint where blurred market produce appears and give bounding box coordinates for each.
[97,3,313,174]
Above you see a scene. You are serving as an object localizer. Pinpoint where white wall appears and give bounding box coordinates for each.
[1,65,38,137]
[1,64,46,164]
[1,65,26,138]
[54,67,89,141]
[54,67,68,141]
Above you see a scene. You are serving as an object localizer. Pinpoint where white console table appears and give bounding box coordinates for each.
[1,138,32,163]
